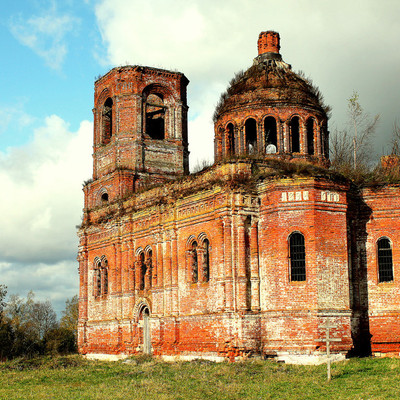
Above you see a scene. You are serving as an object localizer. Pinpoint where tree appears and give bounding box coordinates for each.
[0,285,7,319]
[330,91,380,179]
[59,295,79,333]
[348,91,380,170]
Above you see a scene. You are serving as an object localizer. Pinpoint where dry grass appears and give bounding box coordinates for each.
[1,355,400,399]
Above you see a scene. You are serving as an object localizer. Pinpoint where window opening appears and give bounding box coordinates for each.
[290,117,300,153]
[377,238,394,282]
[102,98,113,144]
[245,119,257,154]
[96,264,101,297]
[191,241,198,283]
[101,192,108,203]
[202,239,210,282]
[264,116,277,153]
[289,232,306,281]
[227,123,235,156]
[146,93,165,140]
[139,252,146,290]
[306,118,315,155]
[146,250,153,289]
[103,259,108,295]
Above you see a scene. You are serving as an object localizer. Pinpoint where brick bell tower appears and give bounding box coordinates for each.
[84,66,189,210]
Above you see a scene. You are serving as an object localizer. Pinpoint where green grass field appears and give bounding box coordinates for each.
[1,355,399,400]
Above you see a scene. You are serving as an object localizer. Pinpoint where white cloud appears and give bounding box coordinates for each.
[9,11,79,70]
[0,115,92,264]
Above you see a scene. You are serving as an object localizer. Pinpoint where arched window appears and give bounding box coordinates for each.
[94,257,108,297]
[245,118,257,154]
[227,123,235,156]
[139,252,146,290]
[377,238,394,282]
[306,118,315,155]
[146,250,153,289]
[290,117,300,153]
[101,192,109,203]
[264,116,277,153]
[102,97,113,144]
[146,93,165,140]
[95,263,101,297]
[202,239,210,282]
[102,259,108,295]
[191,241,198,283]
[289,232,306,281]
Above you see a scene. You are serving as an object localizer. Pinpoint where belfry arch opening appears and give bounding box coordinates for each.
[102,97,113,144]
[245,118,257,154]
[146,93,165,140]
[227,123,235,156]
[306,118,315,155]
[290,116,300,153]
[264,116,277,153]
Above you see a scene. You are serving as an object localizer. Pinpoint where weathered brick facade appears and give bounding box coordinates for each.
[77,32,400,362]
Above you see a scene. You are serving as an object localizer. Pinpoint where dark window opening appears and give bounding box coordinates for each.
[146,250,153,289]
[103,268,108,295]
[227,123,235,156]
[139,252,146,290]
[96,265,101,297]
[102,98,113,144]
[101,192,108,202]
[94,258,108,297]
[306,118,315,155]
[191,241,198,283]
[202,239,210,282]
[378,238,394,282]
[290,117,300,153]
[146,94,165,140]
[245,118,257,154]
[264,116,277,154]
[289,232,306,281]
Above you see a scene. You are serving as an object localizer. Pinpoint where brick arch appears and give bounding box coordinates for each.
[133,298,152,322]
[186,235,197,249]
[142,83,175,103]
[95,88,112,109]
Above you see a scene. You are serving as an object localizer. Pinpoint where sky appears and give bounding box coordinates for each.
[1,0,399,315]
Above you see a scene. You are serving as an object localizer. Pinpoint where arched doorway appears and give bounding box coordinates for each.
[139,305,151,354]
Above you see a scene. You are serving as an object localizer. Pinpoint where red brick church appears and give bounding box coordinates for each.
[77,31,400,363]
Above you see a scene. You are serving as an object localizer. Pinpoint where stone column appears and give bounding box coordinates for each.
[300,118,306,154]
[316,123,322,156]
[282,119,290,153]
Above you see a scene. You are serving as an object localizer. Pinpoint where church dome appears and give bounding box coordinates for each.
[213,31,330,165]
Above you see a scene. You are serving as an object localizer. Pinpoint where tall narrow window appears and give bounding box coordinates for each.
[202,239,210,282]
[146,250,153,289]
[264,116,277,153]
[102,259,108,295]
[102,98,113,144]
[289,232,306,281]
[377,238,394,282]
[306,118,315,155]
[139,252,146,290]
[146,93,165,140]
[191,241,198,283]
[227,123,235,156]
[290,117,300,153]
[96,265,101,297]
[245,118,257,154]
